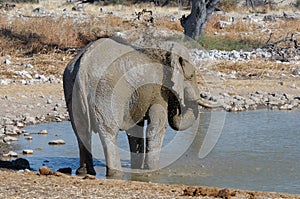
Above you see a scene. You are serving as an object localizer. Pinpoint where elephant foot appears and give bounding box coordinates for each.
[76,165,96,176]
[106,168,124,179]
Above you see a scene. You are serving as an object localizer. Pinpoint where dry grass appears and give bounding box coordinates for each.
[0,17,105,55]
[0,4,186,57]
[215,60,297,79]
[0,3,184,78]
[203,13,300,51]
[1,1,300,79]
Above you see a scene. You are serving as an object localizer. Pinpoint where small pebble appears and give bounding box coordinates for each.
[16,122,24,128]
[48,139,65,145]
[38,129,48,135]
[4,136,18,142]
[39,166,53,175]
[3,151,18,157]
[83,174,96,180]
[23,149,34,155]
[25,136,33,140]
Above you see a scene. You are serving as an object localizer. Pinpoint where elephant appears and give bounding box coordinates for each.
[63,37,202,177]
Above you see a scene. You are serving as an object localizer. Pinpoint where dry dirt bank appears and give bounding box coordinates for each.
[0,169,299,199]
[0,83,65,117]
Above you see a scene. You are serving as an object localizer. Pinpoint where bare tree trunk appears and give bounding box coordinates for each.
[162,0,170,7]
[246,0,255,9]
[180,0,219,40]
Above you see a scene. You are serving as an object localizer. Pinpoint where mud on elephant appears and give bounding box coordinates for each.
[63,37,202,177]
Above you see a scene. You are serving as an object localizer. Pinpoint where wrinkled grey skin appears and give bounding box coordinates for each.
[63,38,200,177]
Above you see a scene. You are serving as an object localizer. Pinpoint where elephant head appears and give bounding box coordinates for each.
[167,43,200,131]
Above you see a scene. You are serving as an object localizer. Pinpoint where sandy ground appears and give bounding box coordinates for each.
[0,169,299,199]
[0,83,66,120]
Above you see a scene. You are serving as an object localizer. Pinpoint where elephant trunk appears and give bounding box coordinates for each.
[168,87,199,131]
[170,103,199,131]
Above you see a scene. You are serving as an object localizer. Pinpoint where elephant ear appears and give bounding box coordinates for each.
[170,43,191,107]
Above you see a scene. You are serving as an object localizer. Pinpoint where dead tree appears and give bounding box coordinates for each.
[180,0,219,40]
[261,33,300,62]
[246,0,254,9]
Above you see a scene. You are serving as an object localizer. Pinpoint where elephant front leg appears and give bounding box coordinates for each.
[144,104,167,170]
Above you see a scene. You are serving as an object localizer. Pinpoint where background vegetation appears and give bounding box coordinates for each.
[0,0,299,54]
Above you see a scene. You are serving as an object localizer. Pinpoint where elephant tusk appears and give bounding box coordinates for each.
[197,98,222,108]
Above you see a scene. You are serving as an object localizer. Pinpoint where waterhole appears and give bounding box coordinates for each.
[13,110,300,194]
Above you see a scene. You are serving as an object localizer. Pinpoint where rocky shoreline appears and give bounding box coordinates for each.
[1,80,300,157]
[1,62,300,146]
[0,83,68,156]
[200,90,300,112]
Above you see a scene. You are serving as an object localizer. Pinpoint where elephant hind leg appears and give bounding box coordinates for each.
[126,121,145,169]
[76,140,96,175]
[70,119,96,176]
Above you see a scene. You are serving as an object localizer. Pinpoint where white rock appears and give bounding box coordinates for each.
[19,80,27,85]
[16,122,24,128]
[17,169,31,173]
[4,59,12,65]
[3,151,18,157]
[229,50,240,59]
[47,99,53,104]
[218,20,232,29]
[26,80,35,85]
[291,67,300,75]
[23,149,34,154]
[55,117,63,122]
[0,128,4,135]
[4,136,18,142]
[25,136,33,140]
[23,132,30,136]
[279,104,294,110]
[38,129,48,134]
[5,125,22,135]
[16,70,32,79]
[114,32,127,39]
[23,62,34,68]
[0,79,11,85]
[35,74,47,82]
[48,139,65,145]
[24,116,36,124]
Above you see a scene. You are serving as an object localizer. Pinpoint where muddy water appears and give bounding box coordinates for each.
[17,110,300,194]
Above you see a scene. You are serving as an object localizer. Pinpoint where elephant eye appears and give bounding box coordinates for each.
[179,57,183,66]
[178,56,195,80]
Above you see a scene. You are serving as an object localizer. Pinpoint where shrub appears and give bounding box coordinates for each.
[296,0,300,8]
[198,36,263,51]
[217,0,239,11]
